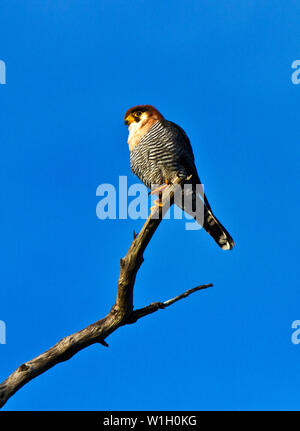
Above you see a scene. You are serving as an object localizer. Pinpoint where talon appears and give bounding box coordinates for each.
[150,184,168,196]
[150,180,170,196]
[150,199,163,212]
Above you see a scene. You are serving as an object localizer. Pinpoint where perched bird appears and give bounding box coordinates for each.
[124,105,234,250]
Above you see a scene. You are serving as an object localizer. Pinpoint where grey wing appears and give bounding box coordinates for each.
[166,121,212,211]
[166,121,201,183]
[146,120,197,180]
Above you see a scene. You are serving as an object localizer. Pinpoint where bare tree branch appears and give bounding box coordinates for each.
[127,283,213,323]
[0,177,212,408]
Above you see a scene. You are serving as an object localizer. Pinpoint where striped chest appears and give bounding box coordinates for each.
[130,121,179,188]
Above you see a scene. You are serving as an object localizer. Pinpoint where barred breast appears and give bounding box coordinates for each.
[130,120,196,188]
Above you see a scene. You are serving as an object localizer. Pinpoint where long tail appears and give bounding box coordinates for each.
[174,187,235,250]
[202,205,234,250]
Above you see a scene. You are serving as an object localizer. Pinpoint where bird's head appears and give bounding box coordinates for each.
[124,105,163,128]
[124,105,164,151]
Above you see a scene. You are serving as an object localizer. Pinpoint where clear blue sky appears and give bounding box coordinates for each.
[0,1,299,411]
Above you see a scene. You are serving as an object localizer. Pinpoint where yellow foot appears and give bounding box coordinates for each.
[150,180,169,196]
[150,199,163,212]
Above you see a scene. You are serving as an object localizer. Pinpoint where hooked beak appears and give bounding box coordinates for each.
[124,114,135,126]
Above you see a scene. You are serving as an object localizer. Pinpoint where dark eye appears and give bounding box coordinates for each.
[134,111,142,117]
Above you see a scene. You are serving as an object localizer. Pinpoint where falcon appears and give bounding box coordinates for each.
[124,105,234,250]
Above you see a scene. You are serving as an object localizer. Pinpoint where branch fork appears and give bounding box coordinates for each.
[0,176,212,408]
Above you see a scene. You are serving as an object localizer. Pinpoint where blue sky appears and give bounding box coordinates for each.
[0,0,299,410]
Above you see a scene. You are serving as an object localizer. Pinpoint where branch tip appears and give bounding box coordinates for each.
[99,339,109,347]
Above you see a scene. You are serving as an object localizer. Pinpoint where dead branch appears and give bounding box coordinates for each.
[0,177,212,408]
